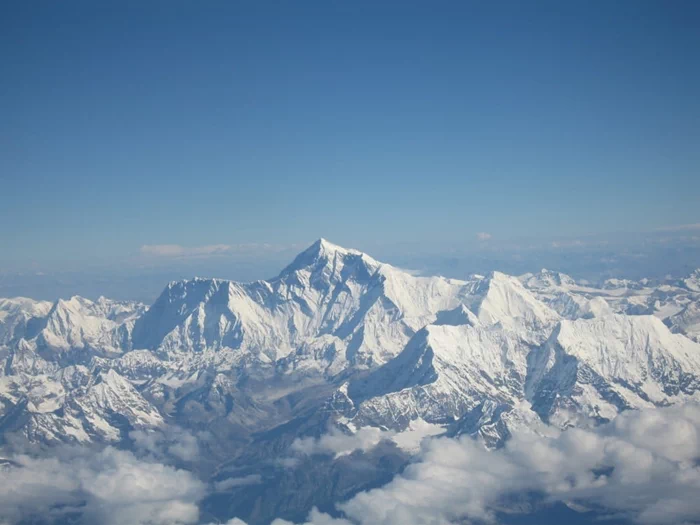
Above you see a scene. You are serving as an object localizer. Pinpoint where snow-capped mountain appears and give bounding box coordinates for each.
[0,297,52,345]
[130,238,470,371]
[1,240,700,522]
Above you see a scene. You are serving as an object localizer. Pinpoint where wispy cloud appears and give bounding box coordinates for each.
[551,239,585,248]
[654,223,700,232]
[214,474,263,492]
[291,427,393,458]
[140,244,233,258]
[476,232,492,241]
[139,243,299,259]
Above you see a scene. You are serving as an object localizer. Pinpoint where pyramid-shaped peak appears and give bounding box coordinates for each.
[313,237,354,255]
[278,238,380,277]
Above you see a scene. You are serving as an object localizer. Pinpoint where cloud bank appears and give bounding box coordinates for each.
[276,403,700,525]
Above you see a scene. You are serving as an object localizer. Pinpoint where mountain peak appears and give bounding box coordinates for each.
[308,238,354,258]
[315,237,343,252]
[278,238,380,277]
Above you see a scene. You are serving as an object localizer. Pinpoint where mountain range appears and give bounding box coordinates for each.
[1,239,700,523]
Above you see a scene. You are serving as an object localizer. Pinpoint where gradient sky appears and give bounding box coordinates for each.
[2,0,699,273]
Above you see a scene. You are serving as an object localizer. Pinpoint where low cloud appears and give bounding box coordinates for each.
[271,509,354,525]
[214,474,263,492]
[3,405,700,525]
[291,427,394,458]
[269,403,700,525]
[129,426,207,463]
[476,232,492,241]
[0,446,206,525]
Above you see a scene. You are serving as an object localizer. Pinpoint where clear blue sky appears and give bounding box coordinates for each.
[2,0,699,272]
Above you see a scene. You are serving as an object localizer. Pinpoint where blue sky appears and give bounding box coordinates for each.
[1,1,699,290]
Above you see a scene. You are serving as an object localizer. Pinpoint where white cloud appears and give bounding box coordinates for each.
[340,404,700,525]
[654,223,700,232]
[214,474,263,492]
[129,426,206,463]
[270,508,354,525]
[476,232,492,241]
[139,242,300,259]
[0,446,206,525]
[291,426,394,458]
[140,244,233,258]
[272,403,700,525]
[5,405,700,525]
[551,239,585,248]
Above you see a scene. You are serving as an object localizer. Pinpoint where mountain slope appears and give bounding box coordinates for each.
[526,314,700,427]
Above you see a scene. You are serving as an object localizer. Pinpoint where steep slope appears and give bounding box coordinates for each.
[526,314,700,427]
[339,270,562,431]
[345,321,532,430]
[667,301,700,342]
[463,271,559,343]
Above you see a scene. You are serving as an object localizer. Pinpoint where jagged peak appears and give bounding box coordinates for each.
[277,238,381,277]
[55,295,90,306]
[469,270,522,295]
[49,296,93,316]
[303,238,356,258]
[464,271,559,337]
[314,237,348,255]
